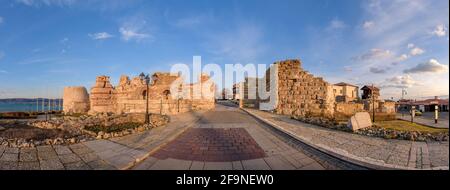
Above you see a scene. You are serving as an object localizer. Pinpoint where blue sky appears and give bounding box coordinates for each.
[0,0,448,99]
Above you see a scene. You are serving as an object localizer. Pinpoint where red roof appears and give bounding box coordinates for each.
[397,98,449,106]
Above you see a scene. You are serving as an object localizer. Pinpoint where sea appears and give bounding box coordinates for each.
[0,100,62,113]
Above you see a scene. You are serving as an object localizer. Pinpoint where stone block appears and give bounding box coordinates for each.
[347,112,372,131]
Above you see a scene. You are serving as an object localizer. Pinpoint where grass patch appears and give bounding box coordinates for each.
[84,122,142,133]
[374,120,449,134]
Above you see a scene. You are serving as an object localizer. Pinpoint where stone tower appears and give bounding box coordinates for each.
[63,86,90,114]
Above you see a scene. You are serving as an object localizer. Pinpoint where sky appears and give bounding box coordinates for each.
[0,0,448,100]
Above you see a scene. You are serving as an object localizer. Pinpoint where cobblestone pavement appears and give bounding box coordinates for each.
[244,108,449,170]
[133,103,365,170]
[0,111,202,170]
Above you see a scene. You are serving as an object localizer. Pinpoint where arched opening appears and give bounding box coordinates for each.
[163,90,170,100]
[142,90,147,100]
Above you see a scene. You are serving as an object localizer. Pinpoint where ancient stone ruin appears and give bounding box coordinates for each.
[63,86,90,114]
[241,59,395,120]
[63,72,215,115]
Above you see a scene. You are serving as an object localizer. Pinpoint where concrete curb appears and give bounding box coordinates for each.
[241,108,448,170]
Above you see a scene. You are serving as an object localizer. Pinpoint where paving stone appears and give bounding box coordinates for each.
[37,149,59,160]
[189,161,205,170]
[104,154,135,169]
[5,147,19,154]
[204,162,233,170]
[232,161,243,170]
[78,152,101,163]
[87,160,116,170]
[0,153,18,162]
[64,161,91,170]
[18,161,40,170]
[149,158,192,170]
[19,149,38,162]
[264,156,296,170]
[59,153,82,164]
[132,157,159,170]
[242,158,271,170]
[54,145,73,155]
[70,146,93,155]
[0,161,18,170]
[40,158,65,170]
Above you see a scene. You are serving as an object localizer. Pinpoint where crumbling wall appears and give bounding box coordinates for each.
[63,86,90,114]
[379,101,396,114]
[84,72,215,115]
[335,102,364,116]
[275,59,335,118]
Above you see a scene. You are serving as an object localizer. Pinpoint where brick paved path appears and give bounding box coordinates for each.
[133,103,364,170]
[244,108,449,170]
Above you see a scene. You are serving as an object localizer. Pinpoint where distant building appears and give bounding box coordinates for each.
[332,82,359,102]
[232,82,243,100]
[361,85,380,100]
[397,96,449,112]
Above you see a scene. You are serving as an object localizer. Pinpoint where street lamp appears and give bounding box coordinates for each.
[144,74,151,125]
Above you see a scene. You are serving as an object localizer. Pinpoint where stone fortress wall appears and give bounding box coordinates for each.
[242,59,395,120]
[63,86,90,114]
[64,72,215,115]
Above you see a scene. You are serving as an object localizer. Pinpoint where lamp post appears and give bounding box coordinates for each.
[144,74,151,125]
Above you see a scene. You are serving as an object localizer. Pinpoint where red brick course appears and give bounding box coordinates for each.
[152,128,266,162]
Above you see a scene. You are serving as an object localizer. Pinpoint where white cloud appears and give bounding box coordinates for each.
[363,21,375,29]
[407,43,415,49]
[404,59,449,74]
[119,19,152,42]
[356,48,393,61]
[396,54,409,62]
[431,24,447,37]
[409,47,425,56]
[88,32,113,40]
[328,18,346,30]
[119,27,150,42]
[60,37,69,44]
[370,67,388,74]
[383,75,420,89]
[16,0,76,7]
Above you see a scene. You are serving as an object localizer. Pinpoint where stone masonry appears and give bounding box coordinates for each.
[243,59,395,120]
[63,73,215,115]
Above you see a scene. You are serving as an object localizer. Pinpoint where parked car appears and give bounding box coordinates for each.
[412,110,422,116]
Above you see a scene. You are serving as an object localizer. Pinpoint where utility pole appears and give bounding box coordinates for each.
[372,84,375,123]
